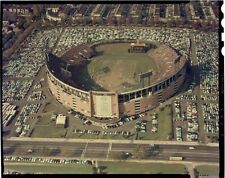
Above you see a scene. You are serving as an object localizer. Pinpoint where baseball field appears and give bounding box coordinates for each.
[77,42,158,92]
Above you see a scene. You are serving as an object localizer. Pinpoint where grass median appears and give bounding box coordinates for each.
[98,161,186,174]
[30,126,67,138]
[195,165,219,176]
[5,163,93,174]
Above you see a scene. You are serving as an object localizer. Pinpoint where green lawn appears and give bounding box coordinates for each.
[36,112,52,125]
[195,165,219,176]
[138,106,173,140]
[72,133,100,139]
[100,134,131,140]
[31,126,67,138]
[43,102,58,113]
[5,164,93,174]
[98,161,186,174]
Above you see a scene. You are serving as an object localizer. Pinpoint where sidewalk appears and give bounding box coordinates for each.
[6,137,219,147]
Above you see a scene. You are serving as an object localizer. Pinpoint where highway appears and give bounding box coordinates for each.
[3,139,219,163]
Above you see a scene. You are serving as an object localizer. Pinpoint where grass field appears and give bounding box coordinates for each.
[31,126,67,138]
[43,102,58,113]
[5,164,93,174]
[138,106,173,140]
[98,161,186,174]
[77,43,158,92]
[36,113,52,125]
[195,165,219,176]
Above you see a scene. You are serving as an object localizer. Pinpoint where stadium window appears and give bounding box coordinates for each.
[158,84,162,90]
[169,77,173,83]
[75,91,79,96]
[136,91,141,98]
[177,72,182,78]
[119,95,124,102]
[162,82,166,89]
[154,85,158,92]
[124,94,129,102]
[148,87,152,93]
[166,79,170,86]
[130,93,135,100]
[142,89,147,97]
[172,75,176,81]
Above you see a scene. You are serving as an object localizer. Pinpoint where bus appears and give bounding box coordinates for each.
[169,156,183,161]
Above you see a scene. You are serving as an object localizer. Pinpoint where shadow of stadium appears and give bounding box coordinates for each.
[71,64,108,91]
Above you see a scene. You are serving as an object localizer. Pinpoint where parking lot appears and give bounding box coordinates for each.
[53,27,191,58]
[172,31,219,143]
[2,26,218,144]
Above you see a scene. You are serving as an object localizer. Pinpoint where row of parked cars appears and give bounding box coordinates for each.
[195,32,218,140]
[103,130,131,136]
[27,91,46,101]
[176,126,182,141]
[195,32,218,96]
[201,95,218,101]
[151,113,158,133]
[180,95,197,101]
[4,156,92,166]
[186,102,199,141]
[73,111,92,125]
[73,128,131,136]
[202,103,219,134]
[15,103,41,137]
[3,48,45,78]
[135,120,147,133]
[3,27,62,80]
[2,80,33,102]
[72,108,146,129]
[73,129,100,135]
[33,82,42,90]
[174,100,199,141]
[106,114,145,129]
[53,27,191,58]
[174,100,182,120]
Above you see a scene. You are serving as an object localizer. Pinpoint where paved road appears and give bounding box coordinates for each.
[3,139,219,163]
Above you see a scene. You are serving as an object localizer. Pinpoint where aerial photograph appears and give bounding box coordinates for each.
[2,1,222,177]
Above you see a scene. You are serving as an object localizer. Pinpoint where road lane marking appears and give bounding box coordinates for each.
[81,142,88,158]
[162,150,219,155]
[106,142,112,159]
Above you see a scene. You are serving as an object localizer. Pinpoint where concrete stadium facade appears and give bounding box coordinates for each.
[46,40,187,125]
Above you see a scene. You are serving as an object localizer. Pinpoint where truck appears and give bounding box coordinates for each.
[169,156,183,161]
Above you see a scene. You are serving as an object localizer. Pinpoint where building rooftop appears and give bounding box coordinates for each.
[56,114,66,125]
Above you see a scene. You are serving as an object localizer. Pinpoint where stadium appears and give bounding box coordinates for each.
[46,39,187,126]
